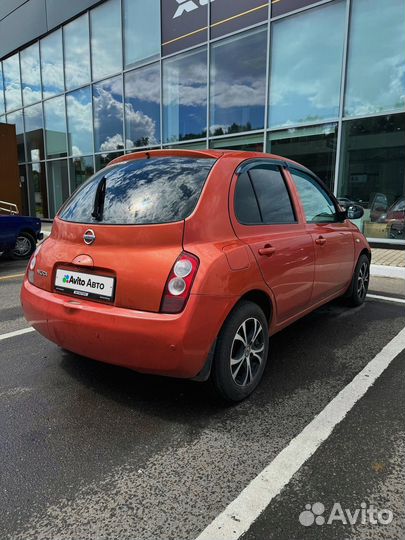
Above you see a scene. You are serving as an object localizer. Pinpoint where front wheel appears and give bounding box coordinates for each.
[212,301,269,402]
[347,254,370,307]
[11,232,36,260]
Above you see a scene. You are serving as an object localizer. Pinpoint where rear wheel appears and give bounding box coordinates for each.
[347,254,370,307]
[212,301,269,402]
[11,232,36,260]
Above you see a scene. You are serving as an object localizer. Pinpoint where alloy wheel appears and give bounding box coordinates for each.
[14,236,32,257]
[230,317,265,387]
[357,261,369,301]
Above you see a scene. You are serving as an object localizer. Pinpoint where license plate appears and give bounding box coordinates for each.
[54,269,115,302]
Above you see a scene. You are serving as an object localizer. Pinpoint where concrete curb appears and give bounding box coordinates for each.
[370,264,405,280]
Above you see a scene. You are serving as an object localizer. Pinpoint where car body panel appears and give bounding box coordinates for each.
[0,215,42,253]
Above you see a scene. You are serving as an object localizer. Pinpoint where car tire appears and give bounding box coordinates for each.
[212,300,269,402]
[11,232,36,260]
[346,253,370,307]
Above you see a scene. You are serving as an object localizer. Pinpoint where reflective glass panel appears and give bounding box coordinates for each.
[93,76,123,152]
[6,109,25,163]
[95,152,123,171]
[338,114,405,242]
[28,162,48,218]
[64,14,91,90]
[69,155,94,192]
[123,0,160,67]
[345,0,405,116]
[47,159,70,218]
[44,96,67,158]
[66,87,93,156]
[0,64,4,115]
[2,54,22,111]
[210,133,264,152]
[20,43,41,106]
[269,1,345,128]
[268,124,338,190]
[210,28,267,135]
[41,30,64,97]
[124,63,160,148]
[91,0,122,81]
[24,103,44,162]
[163,47,207,143]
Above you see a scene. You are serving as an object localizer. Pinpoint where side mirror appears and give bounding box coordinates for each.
[347,204,364,220]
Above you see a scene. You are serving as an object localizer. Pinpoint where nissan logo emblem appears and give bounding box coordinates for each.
[83,229,96,245]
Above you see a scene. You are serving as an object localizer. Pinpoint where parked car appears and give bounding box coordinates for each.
[21,150,370,401]
[377,197,405,240]
[0,208,43,259]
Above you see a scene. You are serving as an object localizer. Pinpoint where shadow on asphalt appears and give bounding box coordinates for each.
[58,297,403,417]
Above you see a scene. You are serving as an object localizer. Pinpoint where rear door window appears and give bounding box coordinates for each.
[59,157,216,224]
[234,164,296,225]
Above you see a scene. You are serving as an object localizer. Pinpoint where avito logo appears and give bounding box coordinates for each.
[62,274,105,290]
[173,0,215,19]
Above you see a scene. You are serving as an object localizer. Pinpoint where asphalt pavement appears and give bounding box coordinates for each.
[0,259,404,540]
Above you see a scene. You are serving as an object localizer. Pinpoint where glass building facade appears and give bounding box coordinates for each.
[0,0,404,244]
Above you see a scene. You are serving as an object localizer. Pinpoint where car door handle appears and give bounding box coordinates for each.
[315,236,326,246]
[258,245,276,257]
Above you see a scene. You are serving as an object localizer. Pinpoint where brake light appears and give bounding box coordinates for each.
[27,244,42,284]
[160,252,199,314]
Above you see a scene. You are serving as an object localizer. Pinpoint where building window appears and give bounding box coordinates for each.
[6,109,25,163]
[210,133,264,152]
[124,63,160,149]
[63,14,91,91]
[163,47,207,143]
[47,159,69,218]
[44,96,67,159]
[2,53,22,112]
[69,155,94,192]
[20,43,41,106]
[0,64,5,115]
[268,124,338,190]
[24,103,44,162]
[338,114,405,242]
[93,76,124,153]
[344,0,405,117]
[66,87,93,156]
[95,152,123,171]
[28,162,48,218]
[210,27,267,136]
[123,0,160,68]
[90,0,122,81]
[268,1,345,129]
[40,30,64,97]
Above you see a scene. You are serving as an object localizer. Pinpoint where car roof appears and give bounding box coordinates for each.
[108,148,309,174]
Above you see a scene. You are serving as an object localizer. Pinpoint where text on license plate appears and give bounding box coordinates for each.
[54,269,115,301]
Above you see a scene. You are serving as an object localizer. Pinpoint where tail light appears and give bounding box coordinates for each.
[27,244,42,284]
[160,252,199,314]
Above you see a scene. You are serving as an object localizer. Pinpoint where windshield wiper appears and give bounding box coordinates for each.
[91,176,107,221]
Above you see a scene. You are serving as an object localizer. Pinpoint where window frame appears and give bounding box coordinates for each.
[233,159,299,226]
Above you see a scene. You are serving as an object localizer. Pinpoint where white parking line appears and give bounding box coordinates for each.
[367,293,405,305]
[196,325,405,540]
[0,327,35,342]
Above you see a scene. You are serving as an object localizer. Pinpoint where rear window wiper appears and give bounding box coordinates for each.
[91,176,107,221]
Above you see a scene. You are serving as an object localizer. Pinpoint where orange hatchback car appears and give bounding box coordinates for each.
[21,150,370,401]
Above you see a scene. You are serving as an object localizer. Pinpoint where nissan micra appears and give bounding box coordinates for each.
[21,150,370,401]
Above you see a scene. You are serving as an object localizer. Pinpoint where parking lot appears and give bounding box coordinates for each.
[1,259,405,540]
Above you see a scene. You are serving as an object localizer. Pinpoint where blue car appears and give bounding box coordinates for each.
[0,214,43,259]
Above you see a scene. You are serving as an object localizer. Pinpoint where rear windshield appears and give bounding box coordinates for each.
[59,157,216,225]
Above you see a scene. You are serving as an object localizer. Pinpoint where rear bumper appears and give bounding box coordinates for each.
[21,279,234,378]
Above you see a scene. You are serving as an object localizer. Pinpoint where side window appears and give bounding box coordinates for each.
[249,166,296,225]
[234,172,262,224]
[291,170,337,223]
